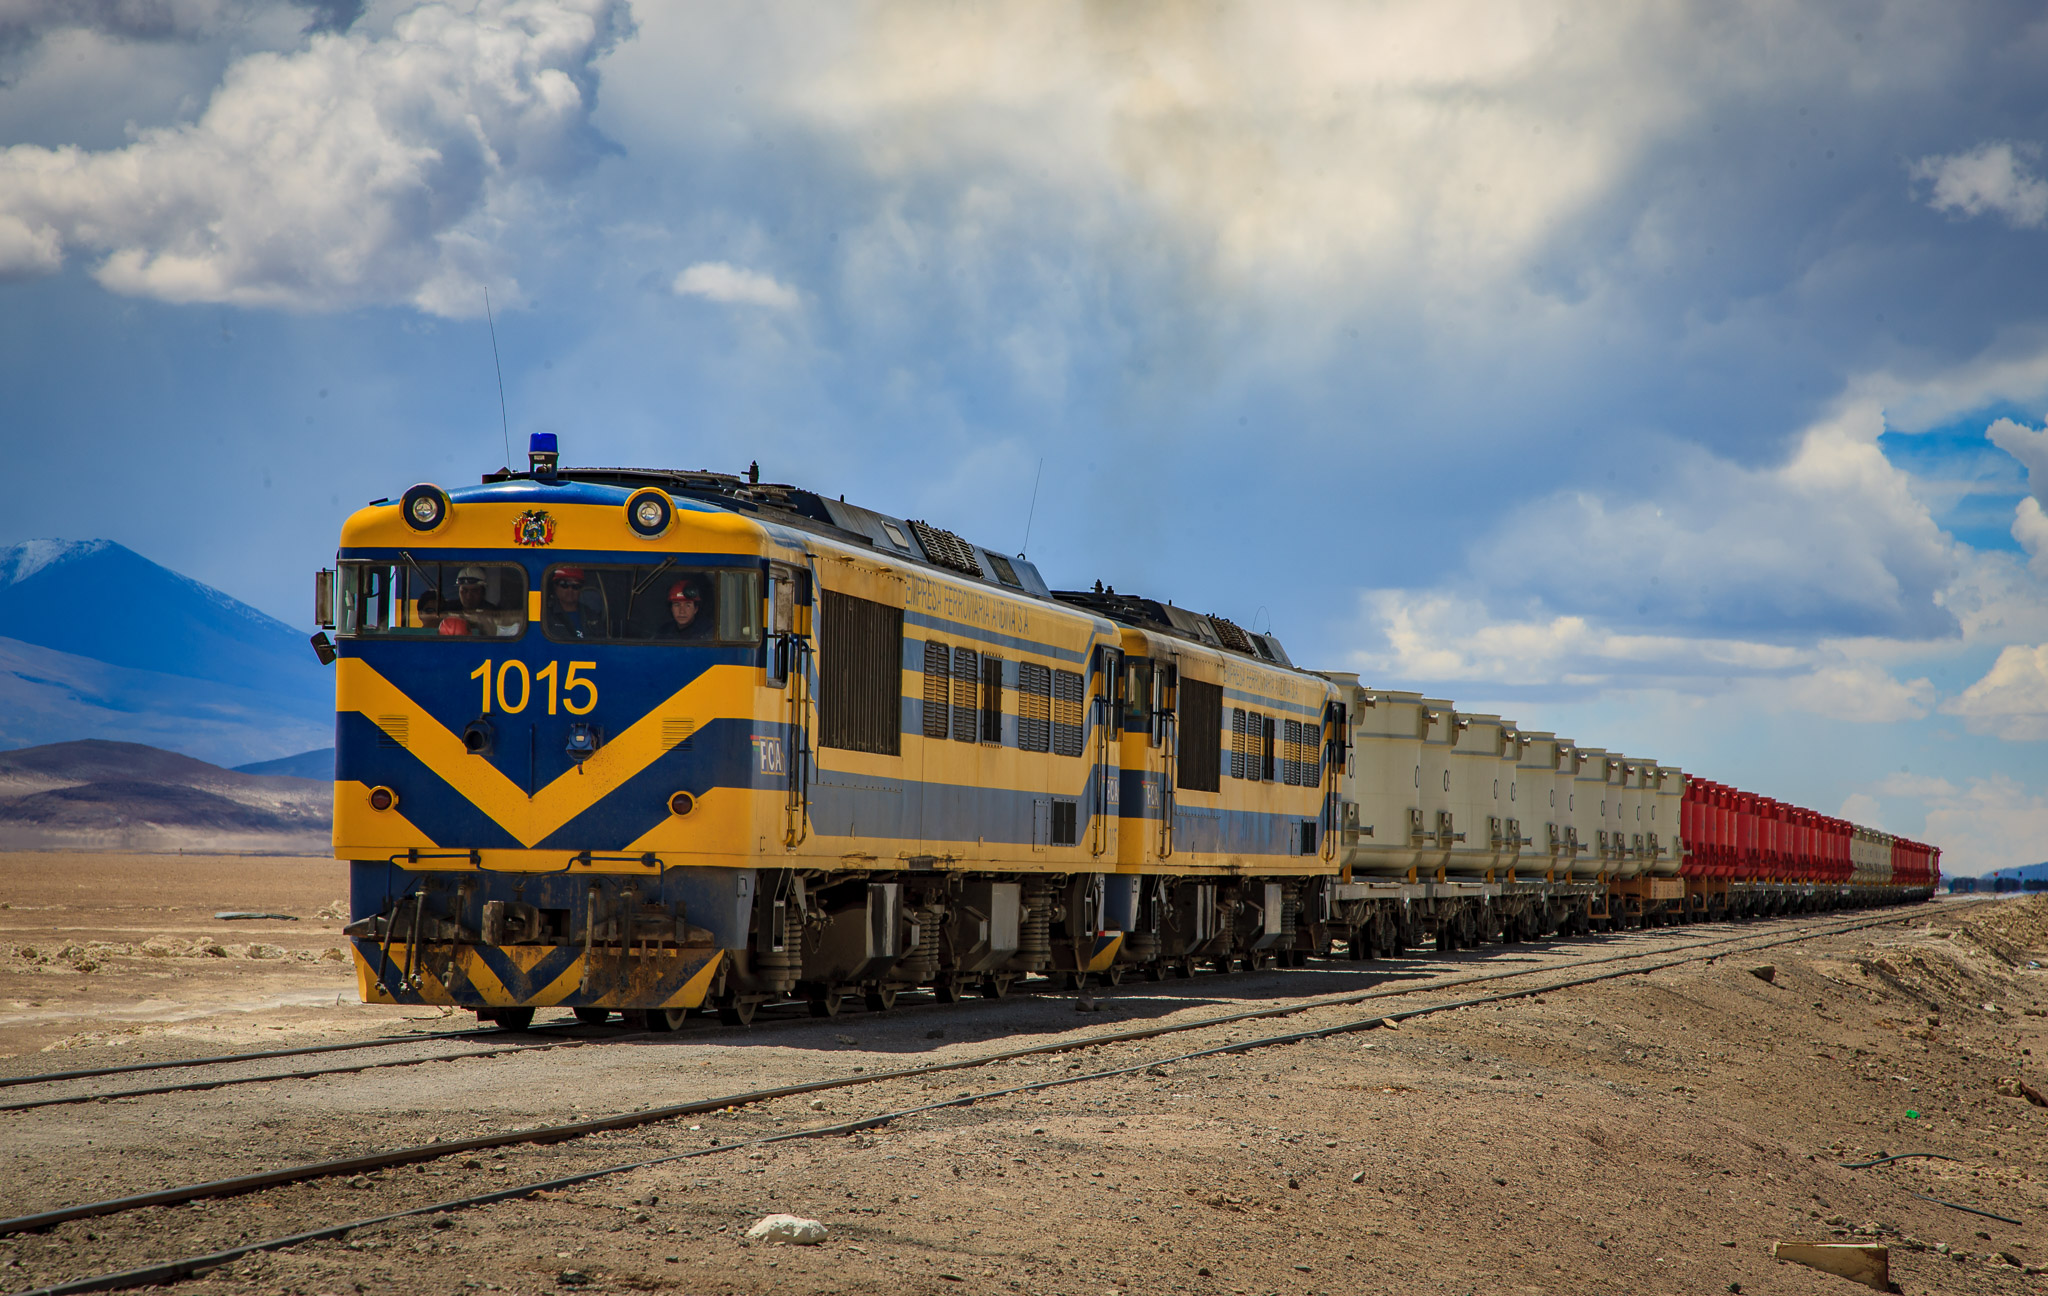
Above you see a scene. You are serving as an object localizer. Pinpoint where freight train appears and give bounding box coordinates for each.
[316,435,1939,1028]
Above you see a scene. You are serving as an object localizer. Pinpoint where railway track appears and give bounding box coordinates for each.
[0,901,1943,1112]
[2,903,1968,1296]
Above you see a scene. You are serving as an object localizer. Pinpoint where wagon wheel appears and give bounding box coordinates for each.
[716,996,758,1027]
[572,1007,610,1025]
[864,986,898,1012]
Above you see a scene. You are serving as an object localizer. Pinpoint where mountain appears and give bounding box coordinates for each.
[0,739,330,853]
[0,539,330,768]
[235,748,334,780]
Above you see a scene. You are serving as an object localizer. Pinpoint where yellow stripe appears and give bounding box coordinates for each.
[337,658,757,847]
[662,953,725,1009]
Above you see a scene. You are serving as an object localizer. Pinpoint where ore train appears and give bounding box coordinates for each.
[317,436,1939,1028]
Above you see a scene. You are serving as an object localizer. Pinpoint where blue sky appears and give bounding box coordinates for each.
[6,0,2048,871]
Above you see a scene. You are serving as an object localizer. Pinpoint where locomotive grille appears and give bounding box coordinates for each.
[907,519,985,577]
[1177,679,1222,792]
[1016,662,1052,752]
[818,591,903,755]
[951,646,980,743]
[921,641,951,739]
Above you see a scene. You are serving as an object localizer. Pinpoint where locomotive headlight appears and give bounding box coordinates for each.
[668,791,695,817]
[625,488,672,539]
[368,785,399,812]
[400,483,450,532]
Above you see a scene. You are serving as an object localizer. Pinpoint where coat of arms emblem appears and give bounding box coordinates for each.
[513,509,556,546]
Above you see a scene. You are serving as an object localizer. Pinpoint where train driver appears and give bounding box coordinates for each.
[546,567,597,640]
[451,565,521,638]
[657,578,712,641]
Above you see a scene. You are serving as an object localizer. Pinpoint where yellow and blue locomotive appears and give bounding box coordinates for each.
[321,435,1345,1026]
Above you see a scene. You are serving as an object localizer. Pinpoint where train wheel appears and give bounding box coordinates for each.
[1171,957,1194,978]
[572,1007,610,1025]
[485,1007,535,1031]
[807,991,844,1018]
[716,997,758,1027]
[1143,962,1164,982]
[978,974,1013,1000]
[932,974,966,1003]
[1103,965,1126,987]
[864,986,898,1012]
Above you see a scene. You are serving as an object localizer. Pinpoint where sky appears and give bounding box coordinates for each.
[5,1,2048,872]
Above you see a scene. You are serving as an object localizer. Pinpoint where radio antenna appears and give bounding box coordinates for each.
[485,288,511,470]
[1019,456,1044,557]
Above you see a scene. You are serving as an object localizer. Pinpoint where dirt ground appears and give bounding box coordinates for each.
[3,855,2047,1296]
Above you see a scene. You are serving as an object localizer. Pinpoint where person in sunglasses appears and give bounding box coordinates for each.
[546,567,597,640]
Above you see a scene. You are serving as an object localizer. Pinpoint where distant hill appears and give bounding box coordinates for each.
[1972,862,2048,883]
[0,539,329,768]
[0,739,330,853]
[235,748,334,780]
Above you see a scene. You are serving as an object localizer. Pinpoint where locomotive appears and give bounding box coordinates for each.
[317,435,1938,1027]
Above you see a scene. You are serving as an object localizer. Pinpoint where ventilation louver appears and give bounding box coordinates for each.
[908,520,985,577]
[1206,614,1255,655]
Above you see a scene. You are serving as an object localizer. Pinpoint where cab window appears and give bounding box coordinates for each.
[337,561,527,639]
[540,564,761,645]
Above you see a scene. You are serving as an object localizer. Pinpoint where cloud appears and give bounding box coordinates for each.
[1919,775,2048,874]
[1911,140,2048,231]
[0,0,626,315]
[2013,497,2048,577]
[1942,642,2048,740]
[1989,415,2048,492]
[672,262,799,310]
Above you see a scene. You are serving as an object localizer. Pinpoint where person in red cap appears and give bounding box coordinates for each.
[546,566,595,640]
[657,577,712,641]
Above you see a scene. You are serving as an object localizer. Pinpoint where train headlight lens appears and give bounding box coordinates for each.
[625,488,672,539]
[400,483,449,531]
[368,786,398,812]
[669,791,695,817]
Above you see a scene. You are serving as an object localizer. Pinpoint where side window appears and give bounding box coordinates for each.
[1261,715,1275,783]
[338,562,527,639]
[980,655,1004,743]
[951,646,980,744]
[922,641,951,740]
[1017,663,1052,753]
[1230,708,1247,780]
[1052,669,1086,757]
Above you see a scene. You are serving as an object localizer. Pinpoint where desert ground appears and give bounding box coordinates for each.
[2,853,2046,1296]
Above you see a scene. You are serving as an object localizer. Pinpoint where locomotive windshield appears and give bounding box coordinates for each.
[337,561,527,639]
[540,563,761,645]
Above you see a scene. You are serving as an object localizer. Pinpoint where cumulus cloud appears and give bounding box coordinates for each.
[672,262,799,310]
[1911,140,2048,230]
[1425,400,1959,645]
[1943,642,2048,740]
[1918,775,2048,873]
[0,0,626,314]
